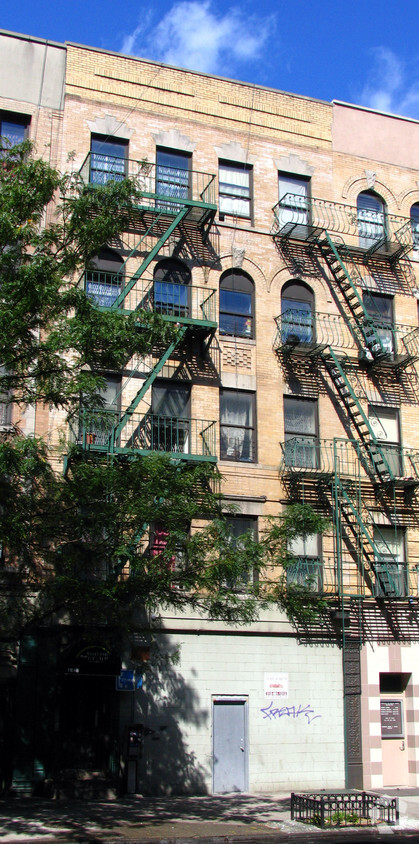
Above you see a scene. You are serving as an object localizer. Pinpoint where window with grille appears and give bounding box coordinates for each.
[156,148,191,211]
[90,135,127,184]
[86,248,123,308]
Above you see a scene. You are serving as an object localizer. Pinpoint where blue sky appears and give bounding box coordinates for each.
[3,0,419,119]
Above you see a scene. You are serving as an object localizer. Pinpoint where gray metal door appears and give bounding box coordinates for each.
[213,699,247,793]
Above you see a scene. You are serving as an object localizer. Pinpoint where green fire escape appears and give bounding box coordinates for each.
[73,155,219,463]
[273,193,419,599]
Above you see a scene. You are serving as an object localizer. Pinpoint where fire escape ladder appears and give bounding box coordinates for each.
[321,347,394,484]
[109,325,188,448]
[334,475,402,597]
[317,231,388,361]
[333,475,375,581]
[111,206,190,310]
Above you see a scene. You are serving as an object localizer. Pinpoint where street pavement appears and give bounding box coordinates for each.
[1,790,419,843]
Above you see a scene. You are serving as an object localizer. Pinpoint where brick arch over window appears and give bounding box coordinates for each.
[153,258,191,317]
[342,175,397,208]
[219,269,254,339]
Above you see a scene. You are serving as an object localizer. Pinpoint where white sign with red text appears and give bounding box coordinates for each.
[264,672,289,698]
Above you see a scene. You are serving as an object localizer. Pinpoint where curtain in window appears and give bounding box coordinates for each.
[357,192,385,247]
[284,398,317,468]
[277,175,308,227]
[219,165,250,217]
[220,392,254,461]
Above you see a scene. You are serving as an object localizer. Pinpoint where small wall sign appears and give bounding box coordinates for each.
[264,672,288,699]
[380,699,404,738]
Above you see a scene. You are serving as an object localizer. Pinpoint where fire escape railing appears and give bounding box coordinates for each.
[274,310,419,368]
[272,194,413,259]
[79,154,217,208]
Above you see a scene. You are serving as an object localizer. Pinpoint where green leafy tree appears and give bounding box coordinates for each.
[0,142,329,649]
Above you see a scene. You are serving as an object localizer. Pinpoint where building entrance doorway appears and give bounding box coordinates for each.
[212,697,248,793]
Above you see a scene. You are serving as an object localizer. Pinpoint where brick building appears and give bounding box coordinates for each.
[2,28,419,796]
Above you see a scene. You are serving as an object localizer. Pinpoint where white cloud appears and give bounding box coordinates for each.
[359,47,419,119]
[121,1,275,76]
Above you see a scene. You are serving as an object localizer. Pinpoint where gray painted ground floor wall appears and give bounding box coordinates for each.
[120,630,345,794]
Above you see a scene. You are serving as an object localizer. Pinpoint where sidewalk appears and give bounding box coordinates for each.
[1,791,419,843]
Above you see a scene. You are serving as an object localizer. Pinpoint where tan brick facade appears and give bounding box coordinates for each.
[3,29,419,794]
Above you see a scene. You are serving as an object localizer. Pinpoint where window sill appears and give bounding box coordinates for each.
[220,458,257,466]
[219,335,256,346]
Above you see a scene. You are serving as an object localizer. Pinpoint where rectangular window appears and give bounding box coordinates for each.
[144,381,191,454]
[90,135,127,185]
[225,516,257,589]
[373,526,407,597]
[0,112,30,149]
[277,174,309,229]
[287,533,322,591]
[150,524,186,590]
[220,390,255,462]
[369,405,401,477]
[363,292,394,356]
[156,149,191,210]
[219,162,252,220]
[283,397,318,468]
[0,366,11,427]
[81,375,120,446]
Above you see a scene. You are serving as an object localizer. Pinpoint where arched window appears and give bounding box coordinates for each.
[357,190,386,249]
[281,280,314,344]
[219,270,254,338]
[86,248,123,307]
[410,203,419,249]
[153,258,191,317]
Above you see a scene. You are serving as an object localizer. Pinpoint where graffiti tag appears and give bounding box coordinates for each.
[260,700,321,725]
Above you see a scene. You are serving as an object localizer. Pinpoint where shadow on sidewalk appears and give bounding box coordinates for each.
[0,794,292,841]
